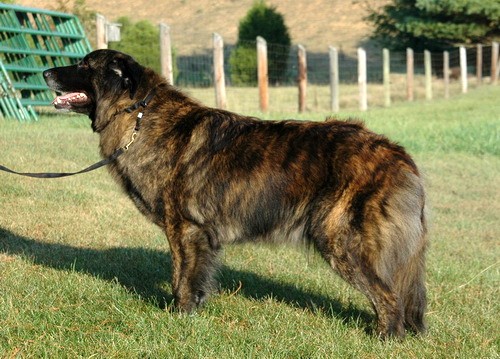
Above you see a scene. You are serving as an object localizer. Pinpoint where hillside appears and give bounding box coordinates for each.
[16,0,388,55]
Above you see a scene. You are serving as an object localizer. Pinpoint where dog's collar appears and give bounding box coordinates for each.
[122,85,165,150]
[124,88,158,113]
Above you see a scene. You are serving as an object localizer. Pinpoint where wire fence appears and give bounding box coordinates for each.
[174,42,497,88]
[168,41,498,113]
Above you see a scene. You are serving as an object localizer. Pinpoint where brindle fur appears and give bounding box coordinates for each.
[44,50,428,338]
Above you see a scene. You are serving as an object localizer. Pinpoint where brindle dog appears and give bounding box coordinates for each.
[43,49,427,338]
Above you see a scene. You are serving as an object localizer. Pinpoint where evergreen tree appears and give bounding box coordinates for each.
[230,1,291,85]
[366,0,500,51]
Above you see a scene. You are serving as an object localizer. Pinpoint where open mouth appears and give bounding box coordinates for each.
[52,92,91,110]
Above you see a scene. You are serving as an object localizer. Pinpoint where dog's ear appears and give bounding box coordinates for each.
[109,55,144,99]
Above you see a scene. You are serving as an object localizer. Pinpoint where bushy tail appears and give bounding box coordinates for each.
[401,246,427,334]
[395,204,428,335]
[394,175,428,334]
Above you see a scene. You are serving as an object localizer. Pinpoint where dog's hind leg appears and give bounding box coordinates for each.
[165,219,220,312]
[323,238,406,337]
[315,230,406,338]
[310,202,408,338]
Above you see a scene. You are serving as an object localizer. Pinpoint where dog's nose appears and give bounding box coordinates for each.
[43,70,53,79]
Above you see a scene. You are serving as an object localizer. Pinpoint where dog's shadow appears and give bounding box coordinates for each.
[0,227,372,331]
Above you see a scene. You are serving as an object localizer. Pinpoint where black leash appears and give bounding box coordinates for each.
[0,149,124,178]
[0,88,157,179]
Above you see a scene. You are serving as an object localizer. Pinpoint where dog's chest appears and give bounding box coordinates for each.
[112,152,168,226]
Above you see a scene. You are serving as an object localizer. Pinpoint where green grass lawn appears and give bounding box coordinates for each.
[0,86,498,358]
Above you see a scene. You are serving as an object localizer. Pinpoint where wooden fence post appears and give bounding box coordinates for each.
[160,23,174,85]
[443,51,450,99]
[212,33,226,109]
[257,36,268,112]
[358,47,367,111]
[96,14,107,49]
[406,48,414,101]
[460,46,468,93]
[476,44,482,85]
[424,50,432,100]
[383,48,391,107]
[492,41,499,85]
[297,45,307,113]
[329,46,339,112]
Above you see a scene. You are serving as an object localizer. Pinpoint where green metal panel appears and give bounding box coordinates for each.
[0,60,32,121]
[0,3,92,121]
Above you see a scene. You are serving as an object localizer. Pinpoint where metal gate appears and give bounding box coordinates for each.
[0,3,92,121]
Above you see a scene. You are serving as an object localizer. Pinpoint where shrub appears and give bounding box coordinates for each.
[230,1,291,85]
[229,46,257,86]
[109,17,161,73]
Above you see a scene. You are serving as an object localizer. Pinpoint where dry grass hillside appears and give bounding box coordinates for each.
[16,0,388,55]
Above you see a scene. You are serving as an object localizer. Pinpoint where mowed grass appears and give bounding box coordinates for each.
[0,86,498,358]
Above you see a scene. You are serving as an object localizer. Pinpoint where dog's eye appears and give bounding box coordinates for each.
[78,60,90,70]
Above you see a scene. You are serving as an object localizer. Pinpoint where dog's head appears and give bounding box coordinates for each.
[43,50,144,120]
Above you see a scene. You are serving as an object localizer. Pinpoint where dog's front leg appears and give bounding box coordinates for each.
[165,219,220,312]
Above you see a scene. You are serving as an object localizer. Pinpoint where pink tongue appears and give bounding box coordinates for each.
[52,92,88,108]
